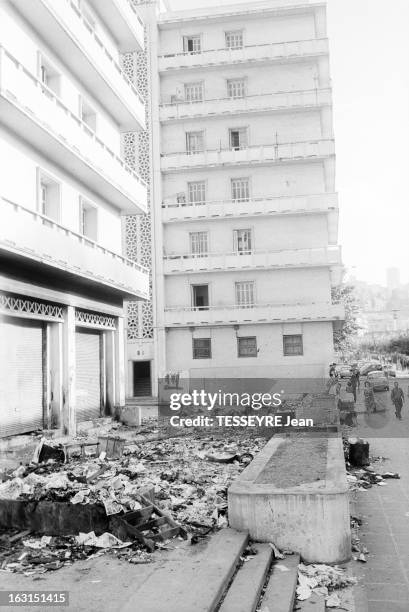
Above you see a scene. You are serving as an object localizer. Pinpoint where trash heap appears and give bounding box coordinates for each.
[297,563,357,609]
[0,434,265,575]
[343,436,399,491]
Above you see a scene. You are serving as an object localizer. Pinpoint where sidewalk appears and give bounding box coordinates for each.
[351,384,409,611]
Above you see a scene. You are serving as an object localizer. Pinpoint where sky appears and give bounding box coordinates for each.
[160,0,409,287]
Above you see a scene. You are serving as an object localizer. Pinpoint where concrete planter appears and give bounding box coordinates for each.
[228,435,350,563]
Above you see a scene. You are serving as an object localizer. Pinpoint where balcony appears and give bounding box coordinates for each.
[0,47,147,214]
[158,38,329,72]
[87,0,145,52]
[12,0,145,130]
[163,246,342,275]
[161,139,335,173]
[160,88,332,122]
[162,193,338,223]
[164,302,345,328]
[0,198,149,301]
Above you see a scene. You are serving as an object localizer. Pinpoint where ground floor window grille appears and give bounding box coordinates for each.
[235,281,254,308]
[188,181,206,204]
[237,336,257,357]
[231,178,250,201]
[283,334,303,356]
[193,338,211,359]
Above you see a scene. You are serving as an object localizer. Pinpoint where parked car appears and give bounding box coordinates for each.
[360,362,383,376]
[366,370,390,391]
[383,366,396,377]
[337,365,353,378]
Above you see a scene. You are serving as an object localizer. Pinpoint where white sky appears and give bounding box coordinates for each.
[161,0,409,286]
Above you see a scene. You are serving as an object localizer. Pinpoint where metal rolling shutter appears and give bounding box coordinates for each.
[75,329,101,422]
[0,318,44,437]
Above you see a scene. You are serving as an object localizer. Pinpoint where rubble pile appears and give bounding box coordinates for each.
[0,435,264,524]
[0,434,266,574]
[0,530,153,576]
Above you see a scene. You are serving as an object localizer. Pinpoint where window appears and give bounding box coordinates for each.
[38,171,61,221]
[80,198,98,241]
[183,35,201,54]
[238,337,257,358]
[225,30,244,49]
[235,281,254,308]
[186,131,204,154]
[39,55,60,96]
[184,82,204,102]
[193,338,211,359]
[79,97,97,132]
[231,178,250,202]
[234,229,252,254]
[190,231,208,257]
[229,128,248,150]
[188,181,206,204]
[227,78,246,99]
[192,285,209,310]
[283,335,304,356]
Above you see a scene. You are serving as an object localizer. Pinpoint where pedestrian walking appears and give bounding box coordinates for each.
[364,381,376,413]
[391,381,405,420]
[348,372,358,403]
[329,363,337,378]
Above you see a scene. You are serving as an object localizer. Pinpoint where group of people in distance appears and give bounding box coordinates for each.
[329,362,406,419]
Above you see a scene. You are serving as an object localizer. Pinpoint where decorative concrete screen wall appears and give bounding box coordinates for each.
[228,435,350,563]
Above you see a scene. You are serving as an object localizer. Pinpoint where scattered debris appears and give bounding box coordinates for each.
[269,542,285,559]
[297,563,357,604]
[75,531,131,549]
[0,433,265,574]
[326,592,342,608]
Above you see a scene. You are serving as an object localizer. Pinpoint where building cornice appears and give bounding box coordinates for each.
[159,0,326,27]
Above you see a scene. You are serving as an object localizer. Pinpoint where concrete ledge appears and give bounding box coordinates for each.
[228,436,350,563]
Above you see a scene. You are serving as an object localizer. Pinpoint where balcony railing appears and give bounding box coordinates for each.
[12,0,145,130]
[162,193,338,223]
[160,88,332,121]
[0,47,147,214]
[163,246,342,274]
[158,38,329,72]
[161,139,335,172]
[0,197,149,300]
[164,302,345,327]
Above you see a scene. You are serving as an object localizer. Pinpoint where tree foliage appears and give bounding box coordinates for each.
[362,335,409,356]
[331,283,361,354]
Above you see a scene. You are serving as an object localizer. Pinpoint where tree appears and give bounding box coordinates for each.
[331,284,361,354]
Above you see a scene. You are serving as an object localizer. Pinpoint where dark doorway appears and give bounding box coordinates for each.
[192,284,209,310]
[133,361,151,397]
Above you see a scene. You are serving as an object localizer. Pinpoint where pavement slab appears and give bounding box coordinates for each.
[347,379,409,611]
[120,528,248,612]
[218,543,273,612]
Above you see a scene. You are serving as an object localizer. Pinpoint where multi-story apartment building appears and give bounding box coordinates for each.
[126,0,343,395]
[0,0,149,436]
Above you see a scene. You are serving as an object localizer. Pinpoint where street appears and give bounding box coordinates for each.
[351,376,409,611]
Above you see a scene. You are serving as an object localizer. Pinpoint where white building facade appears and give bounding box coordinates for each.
[125,0,343,392]
[0,0,149,436]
